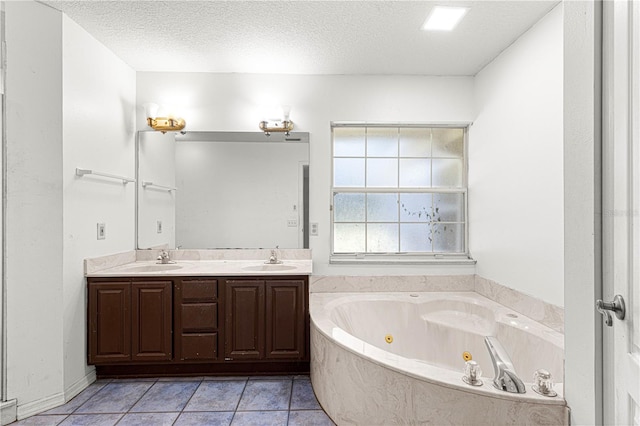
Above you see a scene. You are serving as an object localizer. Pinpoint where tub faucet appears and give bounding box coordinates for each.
[484,336,526,394]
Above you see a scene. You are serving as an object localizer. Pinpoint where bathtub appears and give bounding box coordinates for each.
[310,292,568,425]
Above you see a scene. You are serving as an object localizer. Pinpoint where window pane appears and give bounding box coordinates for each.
[334,158,365,187]
[400,223,432,252]
[334,127,365,157]
[400,193,433,222]
[433,193,465,222]
[367,158,397,187]
[367,128,398,157]
[399,159,431,187]
[334,193,365,222]
[432,128,464,158]
[367,223,399,252]
[334,223,365,252]
[367,193,398,222]
[432,223,464,253]
[400,128,431,157]
[432,159,463,187]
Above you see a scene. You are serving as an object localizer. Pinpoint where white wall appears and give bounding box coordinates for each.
[62,14,136,398]
[137,131,175,249]
[563,1,601,423]
[3,2,135,418]
[175,140,307,249]
[5,0,65,413]
[469,4,564,306]
[137,73,477,275]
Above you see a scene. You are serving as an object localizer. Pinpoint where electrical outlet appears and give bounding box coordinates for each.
[97,223,106,240]
[157,220,163,234]
[287,219,298,227]
[310,222,318,236]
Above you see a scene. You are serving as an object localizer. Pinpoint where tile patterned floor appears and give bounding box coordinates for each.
[13,376,335,426]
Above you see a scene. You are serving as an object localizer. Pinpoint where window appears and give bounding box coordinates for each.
[331,123,469,262]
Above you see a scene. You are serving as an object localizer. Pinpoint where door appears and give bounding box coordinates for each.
[265,280,305,359]
[88,282,131,364]
[224,280,265,360]
[131,281,172,362]
[602,1,640,424]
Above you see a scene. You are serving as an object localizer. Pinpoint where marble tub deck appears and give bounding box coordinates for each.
[13,376,334,426]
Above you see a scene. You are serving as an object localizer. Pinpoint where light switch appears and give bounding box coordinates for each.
[157,220,163,234]
[97,223,106,240]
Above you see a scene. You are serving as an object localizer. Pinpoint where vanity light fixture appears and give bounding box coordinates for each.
[422,6,469,31]
[259,105,294,136]
[143,102,186,134]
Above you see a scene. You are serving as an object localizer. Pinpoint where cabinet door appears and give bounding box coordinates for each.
[266,280,305,359]
[224,280,265,360]
[131,281,172,362]
[175,279,220,361]
[88,282,131,364]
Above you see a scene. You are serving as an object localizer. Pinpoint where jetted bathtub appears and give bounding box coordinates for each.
[310,292,568,425]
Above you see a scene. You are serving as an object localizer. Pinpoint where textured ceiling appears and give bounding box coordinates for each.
[41,0,559,76]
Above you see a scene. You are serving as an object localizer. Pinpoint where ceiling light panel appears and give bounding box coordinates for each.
[422,6,469,31]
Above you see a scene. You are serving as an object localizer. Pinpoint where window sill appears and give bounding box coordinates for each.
[329,254,476,265]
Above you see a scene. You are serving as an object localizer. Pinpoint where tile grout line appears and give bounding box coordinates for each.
[228,376,249,425]
[113,379,159,425]
[286,377,294,425]
[170,378,204,426]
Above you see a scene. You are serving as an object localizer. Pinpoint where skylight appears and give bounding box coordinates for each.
[422,6,469,31]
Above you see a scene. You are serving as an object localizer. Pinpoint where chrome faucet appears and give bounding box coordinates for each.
[266,246,282,264]
[156,250,173,264]
[484,336,526,394]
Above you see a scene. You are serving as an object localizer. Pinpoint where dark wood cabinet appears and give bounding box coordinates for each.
[225,279,307,361]
[89,282,131,364]
[131,281,172,362]
[174,279,220,361]
[88,280,172,364]
[266,280,305,359]
[224,280,266,360]
[87,274,308,376]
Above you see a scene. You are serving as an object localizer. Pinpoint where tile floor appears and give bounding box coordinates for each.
[13,376,335,426]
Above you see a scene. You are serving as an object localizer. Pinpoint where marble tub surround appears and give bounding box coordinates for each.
[311,328,568,426]
[310,275,474,293]
[310,275,564,334]
[84,250,136,275]
[310,292,567,425]
[474,275,564,334]
[136,248,312,262]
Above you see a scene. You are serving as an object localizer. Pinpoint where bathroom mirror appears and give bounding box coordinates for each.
[136,131,309,250]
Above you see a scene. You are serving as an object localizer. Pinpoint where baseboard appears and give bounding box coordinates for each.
[16,369,96,420]
[64,368,96,402]
[1,400,17,426]
[16,392,65,420]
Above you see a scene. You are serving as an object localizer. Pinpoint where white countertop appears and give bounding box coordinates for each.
[86,259,313,277]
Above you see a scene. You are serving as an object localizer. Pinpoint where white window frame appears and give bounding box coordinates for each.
[329,122,473,264]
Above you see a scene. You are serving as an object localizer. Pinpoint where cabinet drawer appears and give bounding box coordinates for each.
[180,333,218,360]
[182,280,217,301]
[181,303,218,331]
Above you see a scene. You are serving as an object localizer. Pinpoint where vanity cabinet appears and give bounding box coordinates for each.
[88,280,172,364]
[224,279,306,361]
[87,275,309,376]
[174,279,220,361]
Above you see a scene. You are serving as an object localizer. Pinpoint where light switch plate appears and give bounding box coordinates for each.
[97,223,106,240]
[287,219,298,227]
[157,220,163,234]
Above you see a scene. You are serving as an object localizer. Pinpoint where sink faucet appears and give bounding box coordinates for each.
[484,336,526,393]
[266,246,282,264]
[156,250,172,264]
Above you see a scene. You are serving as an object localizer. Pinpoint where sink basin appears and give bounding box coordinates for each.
[242,264,298,272]
[118,264,183,273]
